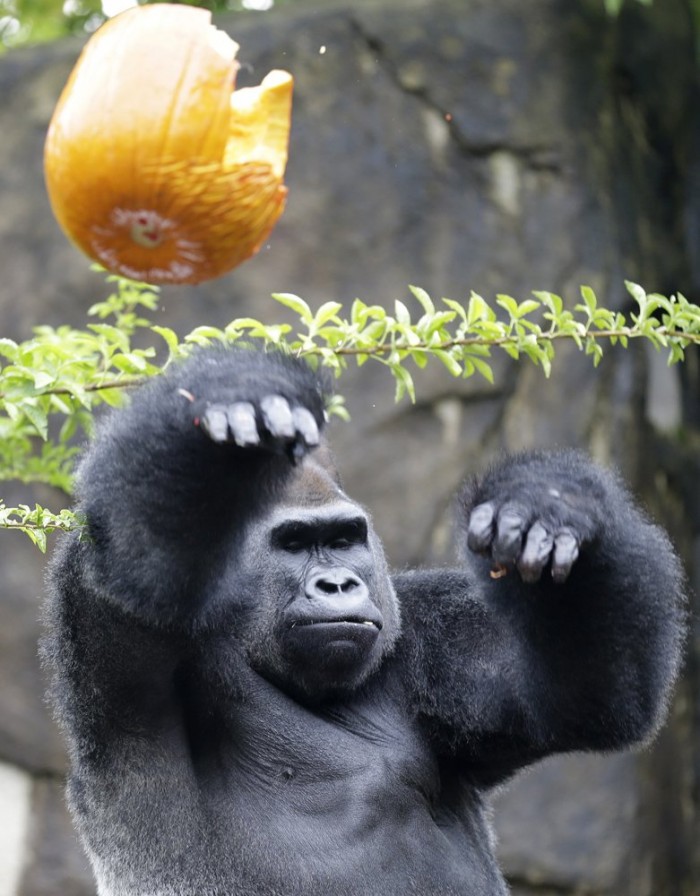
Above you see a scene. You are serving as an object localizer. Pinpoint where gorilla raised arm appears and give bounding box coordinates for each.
[44,347,686,896]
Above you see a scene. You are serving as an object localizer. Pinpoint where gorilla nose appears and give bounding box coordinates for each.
[306,568,367,600]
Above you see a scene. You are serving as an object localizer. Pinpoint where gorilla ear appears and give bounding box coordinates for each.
[281,445,346,508]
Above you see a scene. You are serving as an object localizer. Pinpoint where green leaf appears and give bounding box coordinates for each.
[22,403,48,440]
[496,294,521,320]
[411,350,428,369]
[516,299,542,318]
[625,280,650,314]
[422,312,456,338]
[272,293,314,324]
[468,356,495,384]
[533,291,563,316]
[442,298,468,324]
[580,285,598,314]
[32,371,56,390]
[361,320,390,343]
[313,302,343,327]
[326,395,351,421]
[152,325,180,354]
[88,323,130,353]
[408,285,435,316]
[50,394,74,416]
[668,343,685,365]
[0,339,19,361]
[24,527,47,552]
[433,349,462,377]
[183,327,230,349]
[466,292,490,327]
[111,353,148,374]
[391,363,416,403]
[262,325,293,345]
[395,300,412,326]
[99,388,128,408]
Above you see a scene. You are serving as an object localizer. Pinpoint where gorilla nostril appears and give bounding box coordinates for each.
[309,570,364,598]
[340,577,360,594]
[316,578,340,595]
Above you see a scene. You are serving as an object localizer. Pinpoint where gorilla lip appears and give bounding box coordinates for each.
[290,619,382,630]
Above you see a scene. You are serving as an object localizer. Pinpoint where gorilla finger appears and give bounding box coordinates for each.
[291,406,320,447]
[260,395,295,440]
[552,528,579,584]
[201,405,230,443]
[517,521,554,583]
[226,402,260,448]
[492,505,528,566]
[467,502,495,553]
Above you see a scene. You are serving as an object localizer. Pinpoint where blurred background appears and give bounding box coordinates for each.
[0,0,699,893]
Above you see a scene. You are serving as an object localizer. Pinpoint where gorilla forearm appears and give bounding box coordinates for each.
[73,348,328,624]
[396,451,686,781]
[47,347,330,757]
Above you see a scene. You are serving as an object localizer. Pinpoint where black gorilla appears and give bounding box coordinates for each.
[45,347,686,896]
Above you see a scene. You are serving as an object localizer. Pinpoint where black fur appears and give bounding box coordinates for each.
[43,347,686,896]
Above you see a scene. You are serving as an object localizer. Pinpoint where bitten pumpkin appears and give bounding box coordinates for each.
[44,3,292,285]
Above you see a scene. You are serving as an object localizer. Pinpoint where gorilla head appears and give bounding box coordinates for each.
[236,450,400,702]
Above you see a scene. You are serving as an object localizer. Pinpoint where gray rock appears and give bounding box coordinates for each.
[19,775,95,896]
[493,753,640,893]
[0,482,65,774]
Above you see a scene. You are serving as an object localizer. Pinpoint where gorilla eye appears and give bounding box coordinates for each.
[271,522,311,553]
[327,521,367,551]
[272,516,368,554]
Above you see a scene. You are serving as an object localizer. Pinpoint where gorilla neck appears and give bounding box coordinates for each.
[262,655,382,706]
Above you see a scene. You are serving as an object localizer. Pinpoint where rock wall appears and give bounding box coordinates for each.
[0,0,697,893]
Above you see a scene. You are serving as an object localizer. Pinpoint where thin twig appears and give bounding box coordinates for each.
[323,327,700,357]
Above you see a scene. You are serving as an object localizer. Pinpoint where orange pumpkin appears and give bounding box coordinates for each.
[44,4,292,285]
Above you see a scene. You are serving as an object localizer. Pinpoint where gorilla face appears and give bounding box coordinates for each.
[241,499,400,702]
[275,509,383,660]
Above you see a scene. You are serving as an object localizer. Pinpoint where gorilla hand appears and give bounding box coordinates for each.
[464,451,604,584]
[201,394,321,463]
[467,502,583,584]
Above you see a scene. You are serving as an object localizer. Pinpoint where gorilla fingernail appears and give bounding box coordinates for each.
[292,407,320,446]
[201,408,228,442]
[227,403,260,447]
[261,395,295,439]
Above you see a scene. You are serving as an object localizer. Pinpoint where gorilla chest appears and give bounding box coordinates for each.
[203,691,436,822]
[187,692,505,895]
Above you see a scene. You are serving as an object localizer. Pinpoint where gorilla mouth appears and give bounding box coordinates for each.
[285,617,383,664]
[291,618,382,631]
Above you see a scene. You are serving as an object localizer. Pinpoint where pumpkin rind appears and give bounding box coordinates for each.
[44,3,292,285]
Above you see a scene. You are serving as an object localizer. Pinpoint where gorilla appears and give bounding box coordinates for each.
[44,346,686,896]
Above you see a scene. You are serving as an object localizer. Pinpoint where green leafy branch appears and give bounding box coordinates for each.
[0,501,84,552]
[267,281,700,403]
[1,274,699,547]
